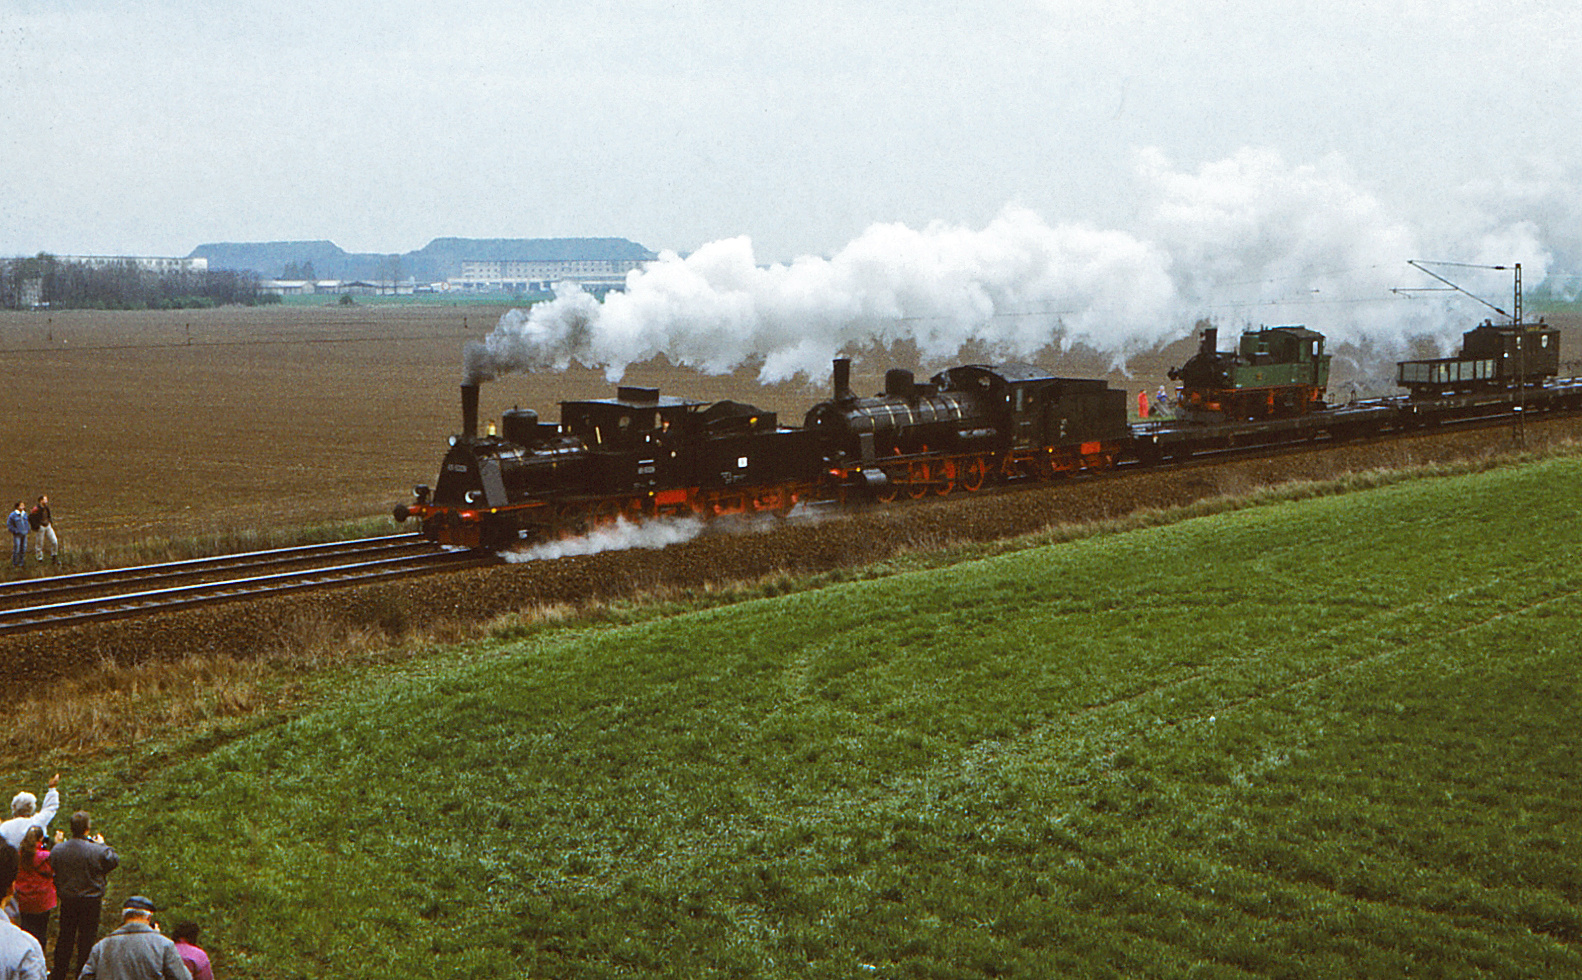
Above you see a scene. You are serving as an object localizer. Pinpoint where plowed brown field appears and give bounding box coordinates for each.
[0,304,852,546]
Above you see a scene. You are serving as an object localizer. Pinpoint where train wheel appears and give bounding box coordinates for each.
[553,505,587,539]
[961,456,989,492]
[875,472,900,503]
[906,461,931,499]
[590,500,622,527]
[935,459,957,496]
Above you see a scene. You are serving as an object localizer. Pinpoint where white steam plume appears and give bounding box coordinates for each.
[502,516,704,563]
[465,148,1571,384]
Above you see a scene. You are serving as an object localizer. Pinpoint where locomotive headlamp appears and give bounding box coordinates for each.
[448,435,459,447]
[464,490,483,505]
[412,484,430,503]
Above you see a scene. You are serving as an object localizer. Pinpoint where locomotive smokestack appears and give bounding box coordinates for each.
[461,384,479,441]
[1199,326,1218,356]
[833,358,853,402]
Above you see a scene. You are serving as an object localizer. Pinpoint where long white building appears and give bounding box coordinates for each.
[53,254,209,273]
[451,257,648,292]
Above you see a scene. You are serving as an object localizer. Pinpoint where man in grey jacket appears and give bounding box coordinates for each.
[47,812,118,980]
[79,896,188,980]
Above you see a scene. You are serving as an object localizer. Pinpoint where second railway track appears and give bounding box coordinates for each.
[0,534,499,635]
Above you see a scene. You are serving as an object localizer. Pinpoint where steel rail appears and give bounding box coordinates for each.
[0,533,428,597]
[0,548,497,635]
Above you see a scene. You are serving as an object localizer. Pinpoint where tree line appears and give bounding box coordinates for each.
[0,254,279,310]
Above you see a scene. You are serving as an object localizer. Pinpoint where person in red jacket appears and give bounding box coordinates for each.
[14,825,55,950]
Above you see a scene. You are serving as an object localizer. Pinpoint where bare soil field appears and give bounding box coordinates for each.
[0,304,844,547]
[2,303,1576,552]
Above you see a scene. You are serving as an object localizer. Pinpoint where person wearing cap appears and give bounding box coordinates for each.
[46,812,117,980]
[78,896,188,980]
[0,775,59,850]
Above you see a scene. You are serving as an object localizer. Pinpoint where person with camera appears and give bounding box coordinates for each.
[14,826,55,953]
[46,812,118,980]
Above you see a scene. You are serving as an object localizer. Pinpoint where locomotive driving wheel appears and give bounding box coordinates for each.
[960,456,989,492]
[935,458,957,496]
[589,499,623,527]
[906,460,932,499]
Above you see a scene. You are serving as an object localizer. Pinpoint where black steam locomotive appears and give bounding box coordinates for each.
[397,318,1579,550]
[398,356,1130,548]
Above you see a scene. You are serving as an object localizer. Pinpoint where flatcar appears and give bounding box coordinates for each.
[1396,319,1559,397]
[1168,325,1331,421]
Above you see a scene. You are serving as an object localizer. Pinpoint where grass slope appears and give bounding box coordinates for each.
[101,459,1582,978]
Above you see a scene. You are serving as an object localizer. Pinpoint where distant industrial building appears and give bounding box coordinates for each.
[260,278,417,296]
[450,257,650,293]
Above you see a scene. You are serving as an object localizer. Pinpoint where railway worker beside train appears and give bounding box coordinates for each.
[0,774,59,850]
[1137,390,1150,418]
[7,503,27,569]
[27,497,56,564]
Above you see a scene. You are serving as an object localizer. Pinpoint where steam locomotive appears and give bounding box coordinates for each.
[396,318,1578,549]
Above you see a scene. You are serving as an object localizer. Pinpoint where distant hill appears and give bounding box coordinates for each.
[188,238,658,283]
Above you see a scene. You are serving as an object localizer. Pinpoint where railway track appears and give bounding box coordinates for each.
[0,534,499,635]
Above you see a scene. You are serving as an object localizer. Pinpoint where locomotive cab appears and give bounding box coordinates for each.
[560,387,704,494]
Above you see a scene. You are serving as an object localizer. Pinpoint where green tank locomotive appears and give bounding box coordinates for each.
[1168,325,1332,422]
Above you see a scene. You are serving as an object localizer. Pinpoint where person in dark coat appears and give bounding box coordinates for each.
[47,811,118,980]
[27,497,57,563]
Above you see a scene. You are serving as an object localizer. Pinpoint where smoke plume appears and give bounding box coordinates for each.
[465,148,1572,384]
[502,516,705,562]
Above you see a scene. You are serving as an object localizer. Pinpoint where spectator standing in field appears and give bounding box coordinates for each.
[0,843,46,980]
[6,504,27,569]
[13,828,54,952]
[170,924,210,980]
[48,812,118,980]
[79,896,188,980]
[27,498,56,564]
[0,776,60,850]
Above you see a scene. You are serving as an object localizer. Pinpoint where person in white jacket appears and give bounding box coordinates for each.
[0,777,58,851]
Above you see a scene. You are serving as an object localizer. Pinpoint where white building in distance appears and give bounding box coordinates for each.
[53,254,209,273]
[450,257,649,293]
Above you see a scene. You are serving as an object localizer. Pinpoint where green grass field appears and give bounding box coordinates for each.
[46,457,1582,978]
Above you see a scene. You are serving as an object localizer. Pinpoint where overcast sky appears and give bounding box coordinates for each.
[3,0,1579,287]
